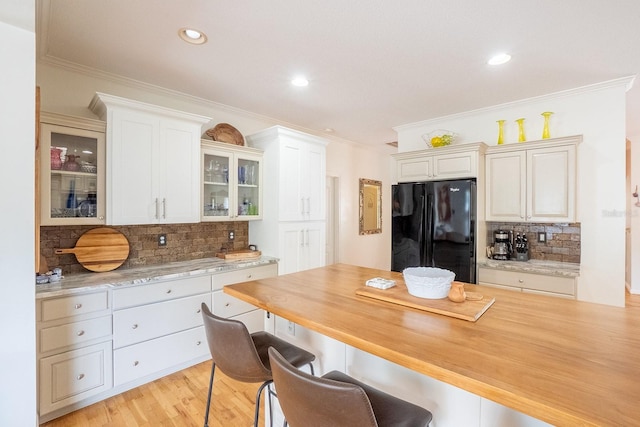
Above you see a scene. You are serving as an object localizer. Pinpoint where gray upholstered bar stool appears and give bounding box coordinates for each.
[200,303,316,427]
[269,347,433,427]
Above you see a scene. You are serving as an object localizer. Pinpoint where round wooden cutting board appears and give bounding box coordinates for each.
[55,227,130,272]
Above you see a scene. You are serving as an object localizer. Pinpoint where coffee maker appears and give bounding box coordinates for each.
[492,230,512,260]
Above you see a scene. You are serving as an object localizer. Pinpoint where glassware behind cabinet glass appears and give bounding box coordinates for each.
[49,132,98,218]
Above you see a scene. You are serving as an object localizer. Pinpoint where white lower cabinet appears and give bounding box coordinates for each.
[37,262,278,423]
[37,291,113,419]
[113,293,210,348]
[113,326,207,386]
[212,263,277,332]
[39,341,113,416]
[111,276,212,386]
[478,267,576,298]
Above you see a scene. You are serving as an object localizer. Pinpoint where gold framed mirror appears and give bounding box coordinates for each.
[359,178,382,235]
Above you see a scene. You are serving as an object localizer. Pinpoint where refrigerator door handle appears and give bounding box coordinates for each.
[425,193,435,267]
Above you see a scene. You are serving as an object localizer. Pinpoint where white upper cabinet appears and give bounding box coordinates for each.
[392,142,487,183]
[485,136,580,223]
[201,140,263,221]
[90,93,211,225]
[246,126,328,222]
[39,112,106,226]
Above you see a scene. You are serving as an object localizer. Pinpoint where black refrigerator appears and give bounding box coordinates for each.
[391,179,476,283]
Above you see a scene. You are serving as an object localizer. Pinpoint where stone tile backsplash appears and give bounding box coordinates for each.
[40,222,249,274]
[486,222,581,263]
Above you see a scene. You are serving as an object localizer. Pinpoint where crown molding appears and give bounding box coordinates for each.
[394,76,636,133]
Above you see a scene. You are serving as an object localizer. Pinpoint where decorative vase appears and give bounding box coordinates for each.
[516,118,526,142]
[496,120,505,145]
[541,112,553,139]
[63,154,80,171]
[50,147,63,170]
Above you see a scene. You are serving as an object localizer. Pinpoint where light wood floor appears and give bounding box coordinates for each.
[41,360,264,427]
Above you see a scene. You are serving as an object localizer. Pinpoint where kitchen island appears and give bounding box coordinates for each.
[224,263,640,427]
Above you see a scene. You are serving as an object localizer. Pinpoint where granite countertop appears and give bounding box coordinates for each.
[35,256,279,299]
[478,258,580,277]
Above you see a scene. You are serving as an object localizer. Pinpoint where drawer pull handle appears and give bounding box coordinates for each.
[74,303,82,309]
[134,361,139,366]
[132,324,139,329]
[518,279,524,283]
[77,330,85,336]
[77,374,85,380]
[166,289,172,294]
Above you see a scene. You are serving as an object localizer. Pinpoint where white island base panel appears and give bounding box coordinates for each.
[271,317,551,427]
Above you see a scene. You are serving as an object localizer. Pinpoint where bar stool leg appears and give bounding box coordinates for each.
[203,363,216,427]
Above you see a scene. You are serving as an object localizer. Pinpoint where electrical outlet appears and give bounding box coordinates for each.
[158,234,167,247]
[538,232,546,243]
[228,230,235,241]
[287,321,296,336]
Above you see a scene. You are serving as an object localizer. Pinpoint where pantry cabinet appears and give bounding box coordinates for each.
[247,126,328,222]
[485,136,580,222]
[201,140,263,221]
[278,222,326,275]
[246,126,328,274]
[39,112,106,225]
[89,92,211,225]
[392,142,487,183]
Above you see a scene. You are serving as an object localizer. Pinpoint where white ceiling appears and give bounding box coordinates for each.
[37,0,640,147]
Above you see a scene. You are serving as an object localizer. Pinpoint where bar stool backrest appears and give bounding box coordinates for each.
[269,347,379,427]
[201,302,271,383]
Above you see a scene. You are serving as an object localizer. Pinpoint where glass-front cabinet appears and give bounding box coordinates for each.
[40,112,106,225]
[201,141,262,221]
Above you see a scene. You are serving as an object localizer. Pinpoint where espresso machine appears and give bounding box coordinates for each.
[492,230,513,260]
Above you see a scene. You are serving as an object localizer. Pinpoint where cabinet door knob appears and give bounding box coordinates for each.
[132,324,139,329]
[74,303,83,309]
[166,289,172,294]
[76,330,85,336]
[225,302,230,307]
[197,308,201,314]
[76,373,85,380]
[518,279,524,283]
[247,274,252,279]
[196,341,202,346]
[134,361,139,366]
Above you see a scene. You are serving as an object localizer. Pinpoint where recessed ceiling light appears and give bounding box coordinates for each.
[291,76,309,87]
[178,28,207,45]
[488,53,511,65]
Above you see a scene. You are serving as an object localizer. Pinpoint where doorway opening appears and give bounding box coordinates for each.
[326,176,339,265]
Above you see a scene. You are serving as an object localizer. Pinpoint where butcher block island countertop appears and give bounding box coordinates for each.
[224,263,640,427]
